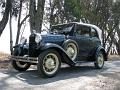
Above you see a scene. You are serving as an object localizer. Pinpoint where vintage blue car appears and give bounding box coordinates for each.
[11,22,107,77]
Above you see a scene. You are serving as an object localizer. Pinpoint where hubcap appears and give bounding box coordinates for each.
[97,53,104,67]
[66,43,77,61]
[43,53,59,75]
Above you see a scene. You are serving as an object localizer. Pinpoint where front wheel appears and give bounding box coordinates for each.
[11,47,31,72]
[12,60,31,72]
[37,49,61,78]
[94,51,105,69]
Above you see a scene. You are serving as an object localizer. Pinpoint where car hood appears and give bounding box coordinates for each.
[41,34,65,43]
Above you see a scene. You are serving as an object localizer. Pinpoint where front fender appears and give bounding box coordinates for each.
[13,44,29,56]
[13,44,29,49]
[95,46,107,61]
[40,43,75,66]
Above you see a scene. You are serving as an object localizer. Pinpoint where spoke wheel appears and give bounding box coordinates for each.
[64,42,78,61]
[37,49,61,77]
[12,48,31,72]
[94,51,104,69]
[43,53,59,75]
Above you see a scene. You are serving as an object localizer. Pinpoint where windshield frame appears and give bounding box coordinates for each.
[50,23,74,34]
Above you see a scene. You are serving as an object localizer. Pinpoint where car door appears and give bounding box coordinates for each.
[73,25,91,60]
[89,28,101,55]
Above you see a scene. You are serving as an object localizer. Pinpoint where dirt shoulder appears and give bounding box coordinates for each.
[0,52,10,69]
[0,54,120,69]
[108,55,120,61]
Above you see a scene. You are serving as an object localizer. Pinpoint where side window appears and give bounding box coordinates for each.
[76,25,90,37]
[91,28,98,37]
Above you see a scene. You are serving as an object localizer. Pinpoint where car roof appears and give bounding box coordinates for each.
[52,22,101,32]
[52,22,102,43]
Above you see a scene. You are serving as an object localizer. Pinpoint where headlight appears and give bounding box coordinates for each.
[35,33,42,43]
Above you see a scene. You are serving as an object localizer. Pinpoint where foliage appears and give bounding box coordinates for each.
[0,0,20,17]
[0,0,120,55]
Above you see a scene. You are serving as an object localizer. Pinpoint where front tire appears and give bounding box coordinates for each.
[12,60,31,72]
[37,49,61,78]
[94,51,105,69]
[11,47,31,72]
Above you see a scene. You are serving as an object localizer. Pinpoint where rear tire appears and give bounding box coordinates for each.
[63,40,78,61]
[94,51,104,69]
[37,49,61,78]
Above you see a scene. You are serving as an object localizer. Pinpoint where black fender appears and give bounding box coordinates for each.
[40,43,75,66]
[13,44,29,56]
[95,46,107,61]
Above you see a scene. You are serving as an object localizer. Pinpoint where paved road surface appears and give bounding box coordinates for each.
[0,61,120,90]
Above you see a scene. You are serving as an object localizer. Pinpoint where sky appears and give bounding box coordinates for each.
[0,15,30,54]
[0,1,49,54]
[0,22,12,53]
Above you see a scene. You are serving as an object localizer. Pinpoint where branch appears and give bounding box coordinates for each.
[104,22,119,44]
[20,14,30,28]
[0,0,12,36]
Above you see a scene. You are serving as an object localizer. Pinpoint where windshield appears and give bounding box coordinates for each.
[51,23,74,34]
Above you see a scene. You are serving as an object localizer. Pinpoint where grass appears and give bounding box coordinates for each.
[0,52,10,69]
[108,55,120,61]
[0,52,10,61]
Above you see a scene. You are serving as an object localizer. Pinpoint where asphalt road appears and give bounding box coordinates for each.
[0,61,120,90]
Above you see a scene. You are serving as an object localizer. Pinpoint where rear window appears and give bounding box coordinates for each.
[91,28,98,37]
[76,25,91,37]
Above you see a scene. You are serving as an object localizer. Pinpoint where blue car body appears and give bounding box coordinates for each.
[26,22,107,66]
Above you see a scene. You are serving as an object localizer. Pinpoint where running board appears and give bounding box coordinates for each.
[10,56,38,64]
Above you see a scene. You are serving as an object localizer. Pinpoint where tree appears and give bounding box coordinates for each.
[15,0,29,45]
[0,0,12,36]
[29,0,45,33]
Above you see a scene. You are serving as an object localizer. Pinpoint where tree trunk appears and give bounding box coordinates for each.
[15,0,23,45]
[9,11,13,54]
[29,0,36,32]
[29,0,45,33]
[35,0,45,33]
[0,0,12,36]
[117,40,120,55]
[116,26,120,55]
[106,31,116,55]
[49,0,54,28]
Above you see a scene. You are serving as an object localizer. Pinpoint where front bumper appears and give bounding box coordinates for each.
[10,56,38,64]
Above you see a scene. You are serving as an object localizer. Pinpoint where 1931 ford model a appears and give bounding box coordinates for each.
[11,22,107,77]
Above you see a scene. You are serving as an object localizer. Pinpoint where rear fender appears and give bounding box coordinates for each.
[40,43,75,66]
[95,46,107,61]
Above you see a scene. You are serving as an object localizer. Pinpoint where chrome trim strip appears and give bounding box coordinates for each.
[10,56,38,64]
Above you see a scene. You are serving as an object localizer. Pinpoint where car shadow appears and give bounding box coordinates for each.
[2,63,109,86]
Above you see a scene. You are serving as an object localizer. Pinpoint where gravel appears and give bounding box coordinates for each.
[0,60,120,90]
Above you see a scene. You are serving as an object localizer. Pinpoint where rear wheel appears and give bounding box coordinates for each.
[11,47,31,72]
[94,51,104,69]
[63,40,78,61]
[37,49,61,78]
